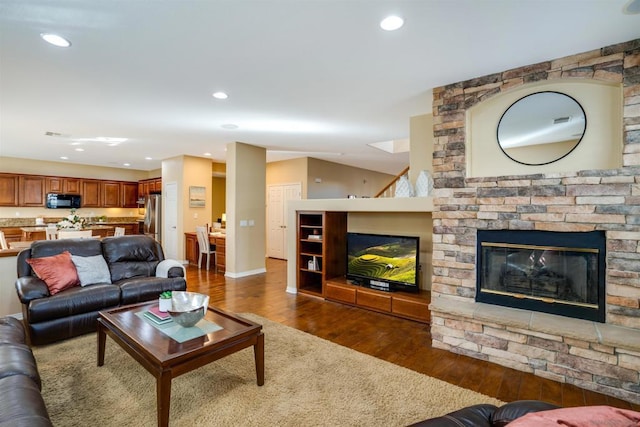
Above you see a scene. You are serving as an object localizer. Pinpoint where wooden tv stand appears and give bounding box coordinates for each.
[325,277,430,324]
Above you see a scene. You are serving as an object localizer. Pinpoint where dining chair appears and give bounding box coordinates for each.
[0,231,8,250]
[45,225,58,240]
[57,229,93,239]
[195,226,216,270]
[114,227,126,237]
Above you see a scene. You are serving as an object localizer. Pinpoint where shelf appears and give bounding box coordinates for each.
[296,211,347,298]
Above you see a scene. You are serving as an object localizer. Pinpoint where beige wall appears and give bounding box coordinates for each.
[467,80,623,177]
[162,155,212,262]
[226,142,266,276]
[266,157,307,196]
[0,256,21,316]
[409,113,434,184]
[0,156,156,180]
[349,212,432,291]
[307,158,393,199]
[211,177,226,223]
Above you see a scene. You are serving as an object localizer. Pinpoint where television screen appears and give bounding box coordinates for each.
[346,232,419,292]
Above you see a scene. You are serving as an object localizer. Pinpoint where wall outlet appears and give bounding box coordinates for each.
[193,213,198,219]
[248,219,255,226]
[240,220,247,227]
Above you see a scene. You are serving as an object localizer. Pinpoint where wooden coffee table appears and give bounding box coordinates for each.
[97,302,264,427]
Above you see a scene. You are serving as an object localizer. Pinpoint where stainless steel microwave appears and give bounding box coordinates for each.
[46,193,81,209]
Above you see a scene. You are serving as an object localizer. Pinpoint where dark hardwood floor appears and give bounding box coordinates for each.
[186,258,639,411]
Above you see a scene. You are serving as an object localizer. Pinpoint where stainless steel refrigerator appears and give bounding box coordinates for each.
[143,194,162,243]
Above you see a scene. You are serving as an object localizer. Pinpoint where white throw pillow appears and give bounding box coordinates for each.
[71,254,112,286]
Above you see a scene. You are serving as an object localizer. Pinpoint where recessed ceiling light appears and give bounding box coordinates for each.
[145,157,152,160]
[203,152,212,156]
[221,123,239,130]
[60,156,69,160]
[123,163,131,167]
[40,33,71,47]
[380,15,404,31]
[212,91,228,100]
[74,148,84,152]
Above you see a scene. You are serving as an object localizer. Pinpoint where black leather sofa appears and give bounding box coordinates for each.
[408,400,560,426]
[0,316,52,426]
[15,235,186,345]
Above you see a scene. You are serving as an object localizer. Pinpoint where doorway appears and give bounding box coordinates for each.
[267,183,301,259]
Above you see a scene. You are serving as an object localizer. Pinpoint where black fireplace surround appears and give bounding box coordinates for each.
[476,230,606,322]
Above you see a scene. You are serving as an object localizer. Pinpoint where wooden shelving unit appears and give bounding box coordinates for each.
[325,277,430,324]
[296,211,347,297]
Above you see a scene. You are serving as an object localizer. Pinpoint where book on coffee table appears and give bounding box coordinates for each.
[145,305,172,324]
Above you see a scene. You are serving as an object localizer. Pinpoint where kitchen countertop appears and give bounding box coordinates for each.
[21,225,116,231]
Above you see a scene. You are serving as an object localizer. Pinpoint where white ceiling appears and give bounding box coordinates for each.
[0,0,638,175]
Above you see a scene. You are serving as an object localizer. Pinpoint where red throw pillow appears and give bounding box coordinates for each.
[508,405,640,427]
[26,251,80,295]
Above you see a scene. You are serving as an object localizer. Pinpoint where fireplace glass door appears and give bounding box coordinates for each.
[476,230,605,322]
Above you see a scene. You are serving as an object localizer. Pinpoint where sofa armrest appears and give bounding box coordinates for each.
[15,277,50,304]
[408,404,498,427]
[155,259,185,278]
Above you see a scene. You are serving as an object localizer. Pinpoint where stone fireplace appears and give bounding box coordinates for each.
[429,39,640,403]
[476,230,606,322]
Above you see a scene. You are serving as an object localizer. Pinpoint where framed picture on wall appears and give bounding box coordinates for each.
[189,186,206,207]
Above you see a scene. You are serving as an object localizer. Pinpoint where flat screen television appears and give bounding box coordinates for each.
[346,232,420,292]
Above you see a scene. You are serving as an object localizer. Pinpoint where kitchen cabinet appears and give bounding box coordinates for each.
[101,181,121,207]
[18,176,45,206]
[121,182,138,208]
[45,177,81,194]
[138,178,162,199]
[81,180,101,207]
[0,174,18,206]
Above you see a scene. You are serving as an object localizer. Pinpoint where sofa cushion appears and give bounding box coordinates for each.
[27,284,121,324]
[0,343,41,389]
[508,405,640,426]
[71,254,112,286]
[0,317,26,344]
[0,375,52,427]
[102,235,163,282]
[26,251,79,295]
[117,276,187,305]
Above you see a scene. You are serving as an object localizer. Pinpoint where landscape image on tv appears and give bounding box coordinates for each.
[347,234,418,286]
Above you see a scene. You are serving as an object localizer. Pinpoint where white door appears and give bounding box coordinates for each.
[164,182,178,260]
[267,183,301,259]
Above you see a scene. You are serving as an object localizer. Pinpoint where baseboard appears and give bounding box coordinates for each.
[225,268,267,278]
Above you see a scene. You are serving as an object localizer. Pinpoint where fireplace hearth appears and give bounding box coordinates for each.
[476,230,606,322]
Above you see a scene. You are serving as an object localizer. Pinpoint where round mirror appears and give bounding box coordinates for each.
[497,91,586,165]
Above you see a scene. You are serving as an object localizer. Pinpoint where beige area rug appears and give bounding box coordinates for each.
[33,314,503,426]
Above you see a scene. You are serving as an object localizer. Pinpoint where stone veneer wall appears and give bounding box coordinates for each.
[429,39,640,402]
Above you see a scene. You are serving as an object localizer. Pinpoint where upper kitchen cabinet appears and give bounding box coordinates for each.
[81,179,101,207]
[121,182,138,208]
[0,174,18,206]
[45,177,81,194]
[18,175,45,206]
[101,181,121,207]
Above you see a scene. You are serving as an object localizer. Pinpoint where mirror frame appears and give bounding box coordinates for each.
[496,91,587,166]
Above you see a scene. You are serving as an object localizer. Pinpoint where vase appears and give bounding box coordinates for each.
[415,170,434,197]
[158,298,172,312]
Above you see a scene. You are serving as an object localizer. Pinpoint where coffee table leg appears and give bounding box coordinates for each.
[97,322,106,367]
[157,372,172,427]
[254,332,264,386]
